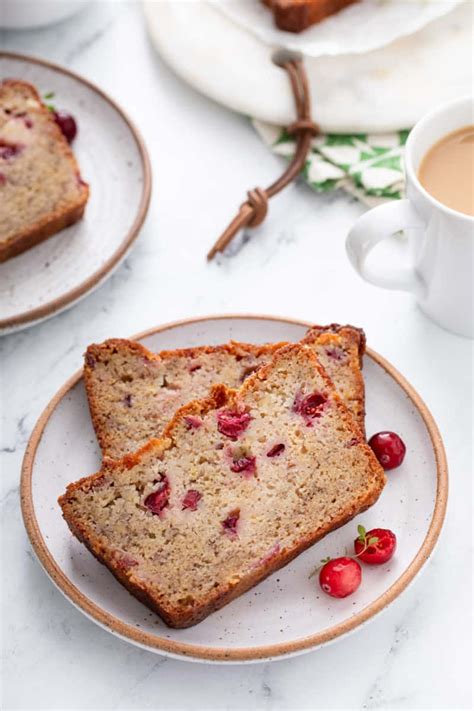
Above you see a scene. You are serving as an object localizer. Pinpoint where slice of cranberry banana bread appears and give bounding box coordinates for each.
[83,325,365,460]
[0,80,89,262]
[60,344,385,628]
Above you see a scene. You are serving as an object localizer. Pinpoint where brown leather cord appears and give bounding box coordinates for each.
[207,59,319,260]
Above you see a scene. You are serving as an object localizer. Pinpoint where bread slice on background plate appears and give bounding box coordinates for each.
[0,79,89,262]
[83,324,366,460]
[262,0,359,32]
[60,344,385,629]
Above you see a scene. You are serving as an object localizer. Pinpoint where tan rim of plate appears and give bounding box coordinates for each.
[20,314,449,662]
[0,52,152,331]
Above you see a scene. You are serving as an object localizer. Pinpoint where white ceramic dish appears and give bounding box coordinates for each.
[21,316,447,664]
[143,1,473,132]
[0,53,151,335]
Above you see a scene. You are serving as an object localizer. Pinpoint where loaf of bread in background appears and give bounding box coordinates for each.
[262,0,359,32]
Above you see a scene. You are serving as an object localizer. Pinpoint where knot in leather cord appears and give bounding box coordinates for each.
[245,188,268,228]
[207,59,317,260]
[286,119,319,136]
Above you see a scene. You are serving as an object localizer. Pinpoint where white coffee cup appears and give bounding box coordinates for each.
[346,96,474,339]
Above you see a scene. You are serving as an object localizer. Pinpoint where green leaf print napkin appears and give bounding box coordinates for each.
[253,120,410,207]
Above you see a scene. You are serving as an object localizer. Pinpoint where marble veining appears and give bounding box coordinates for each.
[0,2,471,710]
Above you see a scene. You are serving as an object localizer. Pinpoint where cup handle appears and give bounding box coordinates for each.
[346,199,425,296]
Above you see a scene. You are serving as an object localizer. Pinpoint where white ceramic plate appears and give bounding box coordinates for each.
[21,316,447,664]
[143,1,473,132]
[0,53,151,335]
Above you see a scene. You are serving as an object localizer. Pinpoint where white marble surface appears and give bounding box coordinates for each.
[0,2,472,709]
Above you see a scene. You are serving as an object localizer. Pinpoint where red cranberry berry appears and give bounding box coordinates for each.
[319,557,361,598]
[54,110,77,143]
[354,527,397,565]
[369,431,406,470]
[182,489,202,511]
[217,410,251,440]
[267,443,285,457]
[293,392,327,424]
[222,510,240,537]
[230,455,256,476]
[144,476,170,516]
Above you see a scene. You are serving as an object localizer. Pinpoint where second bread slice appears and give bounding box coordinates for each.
[84,324,366,460]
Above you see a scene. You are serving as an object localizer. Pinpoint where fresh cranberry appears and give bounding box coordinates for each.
[0,141,23,160]
[369,431,406,470]
[293,392,327,424]
[184,415,202,430]
[267,443,285,457]
[53,110,77,143]
[354,528,397,565]
[319,557,361,598]
[217,410,251,440]
[144,476,170,516]
[230,455,256,476]
[325,346,345,361]
[182,489,202,511]
[222,510,240,537]
[23,117,33,129]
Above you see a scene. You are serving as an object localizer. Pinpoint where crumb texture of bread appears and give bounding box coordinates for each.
[84,325,365,460]
[0,80,89,262]
[263,0,359,31]
[60,344,385,628]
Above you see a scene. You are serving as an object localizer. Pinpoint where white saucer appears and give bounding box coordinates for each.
[21,315,447,663]
[0,53,151,335]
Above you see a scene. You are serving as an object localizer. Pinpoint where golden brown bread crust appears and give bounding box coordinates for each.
[0,79,89,262]
[263,0,359,32]
[61,344,385,628]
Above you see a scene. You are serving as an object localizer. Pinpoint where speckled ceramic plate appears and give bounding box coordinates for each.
[0,53,151,335]
[21,316,447,663]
